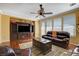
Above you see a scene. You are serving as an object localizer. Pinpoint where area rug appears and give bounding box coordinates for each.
[32,44,74,56]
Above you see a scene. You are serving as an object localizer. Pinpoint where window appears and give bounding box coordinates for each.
[46,20,53,32]
[63,14,76,36]
[40,14,76,37]
[53,17,62,31]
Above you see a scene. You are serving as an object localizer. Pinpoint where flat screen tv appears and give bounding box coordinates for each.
[18,25,30,32]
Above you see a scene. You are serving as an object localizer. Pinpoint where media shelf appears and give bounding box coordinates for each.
[10,20,34,49]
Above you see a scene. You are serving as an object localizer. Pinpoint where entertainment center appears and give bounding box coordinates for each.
[10,18,35,49]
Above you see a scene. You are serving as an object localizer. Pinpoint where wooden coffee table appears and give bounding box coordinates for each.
[33,38,52,55]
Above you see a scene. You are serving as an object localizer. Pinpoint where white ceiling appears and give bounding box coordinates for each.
[0,3,79,20]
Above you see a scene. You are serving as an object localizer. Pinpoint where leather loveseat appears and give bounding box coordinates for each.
[42,31,70,49]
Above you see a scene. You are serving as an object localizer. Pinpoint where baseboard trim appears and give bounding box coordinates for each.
[0,41,10,47]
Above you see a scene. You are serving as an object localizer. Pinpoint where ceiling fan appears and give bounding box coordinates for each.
[30,4,53,17]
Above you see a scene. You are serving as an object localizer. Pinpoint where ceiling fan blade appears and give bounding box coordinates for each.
[39,4,43,9]
[43,12,53,14]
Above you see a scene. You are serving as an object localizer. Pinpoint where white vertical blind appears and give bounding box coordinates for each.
[53,17,62,31]
[63,14,76,36]
[46,19,53,32]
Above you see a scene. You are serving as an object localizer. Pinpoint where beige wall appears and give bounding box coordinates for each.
[70,36,79,45]
[1,15,10,43]
[0,14,1,44]
[35,20,41,39]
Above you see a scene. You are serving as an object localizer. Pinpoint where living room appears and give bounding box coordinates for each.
[0,3,79,56]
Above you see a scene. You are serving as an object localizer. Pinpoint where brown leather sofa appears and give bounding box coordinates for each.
[42,31,70,49]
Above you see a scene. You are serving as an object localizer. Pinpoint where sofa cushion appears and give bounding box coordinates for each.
[57,31,70,38]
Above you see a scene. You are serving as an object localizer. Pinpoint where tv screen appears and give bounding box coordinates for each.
[18,25,30,32]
